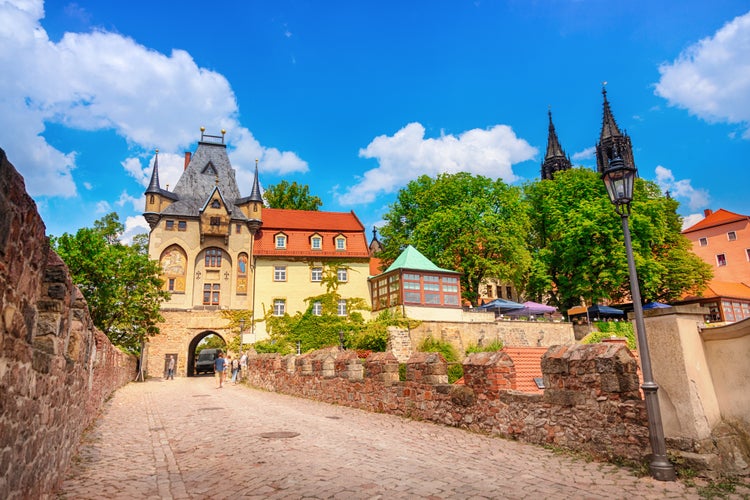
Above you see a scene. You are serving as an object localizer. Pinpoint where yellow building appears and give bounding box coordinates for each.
[142,129,370,376]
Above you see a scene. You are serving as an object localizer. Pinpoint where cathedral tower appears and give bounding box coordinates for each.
[595,86,635,174]
[541,109,572,180]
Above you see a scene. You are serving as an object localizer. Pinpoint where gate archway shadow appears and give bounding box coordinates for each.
[186,331,226,377]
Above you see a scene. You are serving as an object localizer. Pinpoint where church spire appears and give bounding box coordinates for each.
[595,84,635,174]
[146,149,161,194]
[541,108,571,180]
[248,159,263,203]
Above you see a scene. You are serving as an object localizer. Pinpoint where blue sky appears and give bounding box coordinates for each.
[2,0,749,242]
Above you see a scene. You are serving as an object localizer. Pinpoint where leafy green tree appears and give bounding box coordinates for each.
[51,213,170,354]
[378,173,531,306]
[523,168,712,310]
[264,180,322,210]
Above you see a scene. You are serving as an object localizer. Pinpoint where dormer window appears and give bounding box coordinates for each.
[311,234,322,250]
[275,233,287,249]
[335,235,346,251]
[211,199,221,208]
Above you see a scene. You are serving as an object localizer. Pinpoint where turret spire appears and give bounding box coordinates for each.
[248,159,263,203]
[146,149,161,194]
[595,85,636,174]
[541,108,571,180]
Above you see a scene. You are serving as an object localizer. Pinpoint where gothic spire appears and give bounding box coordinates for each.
[145,149,161,194]
[595,85,636,174]
[248,159,263,203]
[541,108,572,180]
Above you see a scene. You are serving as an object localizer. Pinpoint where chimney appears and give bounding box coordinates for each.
[704,209,712,217]
[184,152,191,170]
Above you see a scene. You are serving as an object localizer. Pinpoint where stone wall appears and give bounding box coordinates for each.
[403,320,575,361]
[0,149,137,499]
[245,343,653,464]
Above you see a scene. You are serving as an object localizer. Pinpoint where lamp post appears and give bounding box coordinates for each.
[238,318,245,356]
[601,153,676,481]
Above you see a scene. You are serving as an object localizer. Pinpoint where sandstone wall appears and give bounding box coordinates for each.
[0,149,136,499]
[245,343,653,464]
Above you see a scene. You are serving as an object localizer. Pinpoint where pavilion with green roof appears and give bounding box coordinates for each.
[369,245,462,318]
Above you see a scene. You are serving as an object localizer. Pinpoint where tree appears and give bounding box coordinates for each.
[264,180,322,210]
[51,213,170,354]
[522,168,712,310]
[378,173,531,306]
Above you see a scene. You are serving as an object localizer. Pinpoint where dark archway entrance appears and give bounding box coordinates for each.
[187,331,226,377]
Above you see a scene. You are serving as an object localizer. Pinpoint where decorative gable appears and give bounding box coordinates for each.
[201,161,218,176]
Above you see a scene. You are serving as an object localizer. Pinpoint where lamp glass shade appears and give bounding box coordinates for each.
[602,160,635,206]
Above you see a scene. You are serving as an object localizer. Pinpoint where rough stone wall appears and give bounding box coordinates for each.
[0,149,136,499]
[245,343,652,464]
[405,320,575,359]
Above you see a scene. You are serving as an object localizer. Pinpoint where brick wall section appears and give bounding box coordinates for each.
[245,343,652,463]
[0,149,136,499]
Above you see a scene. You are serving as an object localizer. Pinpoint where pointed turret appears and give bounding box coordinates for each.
[541,109,572,180]
[146,149,162,194]
[248,159,263,203]
[595,85,635,174]
[143,149,178,229]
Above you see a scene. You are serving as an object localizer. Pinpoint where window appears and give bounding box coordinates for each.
[746,249,750,261]
[337,299,347,316]
[313,301,322,316]
[699,237,708,247]
[506,286,513,300]
[275,234,287,249]
[273,299,285,316]
[165,220,175,230]
[203,284,220,305]
[178,221,187,231]
[311,236,322,250]
[168,278,175,291]
[337,268,348,282]
[335,236,346,250]
[311,267,323,282]
[150,195,154,204]
[236,224,242,234]
[274,266,287,281]
[728,231,737,241]
[717,254,727,267]
[210,217,221,227]
[205,248,222,267]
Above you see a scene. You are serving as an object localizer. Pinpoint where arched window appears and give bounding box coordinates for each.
[205,248,222,268]
[159,245,187,292]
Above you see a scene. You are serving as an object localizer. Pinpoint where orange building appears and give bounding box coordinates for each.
[682,208,750,283]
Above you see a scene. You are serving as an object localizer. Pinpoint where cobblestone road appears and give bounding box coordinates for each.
[57,376,711,499]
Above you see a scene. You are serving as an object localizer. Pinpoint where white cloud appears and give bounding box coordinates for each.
[121,215,150,245]
[655,11,750,138]
[0,0,307,199]
[654,165,710,210]
[95,200,111,214]
[336,122,537,205]
[116,190,144,212]
[681,212,705,231]
[572,146,596,161]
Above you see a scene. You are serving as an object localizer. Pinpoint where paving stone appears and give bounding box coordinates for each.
[56,377,732,499]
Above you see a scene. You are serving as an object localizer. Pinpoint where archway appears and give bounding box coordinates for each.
[187,331,226,377]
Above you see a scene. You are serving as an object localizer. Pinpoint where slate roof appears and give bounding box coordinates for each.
[161,140,250,220]
[383,245,458,274]
[682,208,750,234]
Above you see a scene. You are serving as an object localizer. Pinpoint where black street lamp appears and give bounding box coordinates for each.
[601,153,676,481]
[238,318,245,355]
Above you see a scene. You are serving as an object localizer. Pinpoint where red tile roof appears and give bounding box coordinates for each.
[682,208,749,234]
[501,347,548,394]
[681,279,750,301]
[254,209,369,258]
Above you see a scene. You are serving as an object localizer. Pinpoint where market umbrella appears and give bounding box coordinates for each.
[587,304,624,318]
[643,302,672,310]
[477,298,525,312]
[505,301,557,316]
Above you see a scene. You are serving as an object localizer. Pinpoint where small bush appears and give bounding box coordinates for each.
[465,339,504,355]
[582,321,636,349]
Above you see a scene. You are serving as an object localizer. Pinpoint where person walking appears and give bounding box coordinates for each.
[166,355,175,380]
[231,356,240,384]
[214,352,226,388]
[239,351,248,382]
